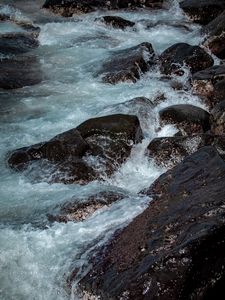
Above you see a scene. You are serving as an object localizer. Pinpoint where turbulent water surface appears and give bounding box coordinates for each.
[0,1,207,299]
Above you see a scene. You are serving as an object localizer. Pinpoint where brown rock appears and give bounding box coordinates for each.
[98,42,155,84]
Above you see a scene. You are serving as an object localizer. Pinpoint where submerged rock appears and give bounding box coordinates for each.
[48,190,126,223]
[159,43,214,75]
[0,56,42,89]
[96,16,135,29]
[43,0,164,17]
[159,104,211,135]
[202,10,225,59]
[99,42,156,84]
[180,0,225,25]
[8,114,143,184]
[0,32,39,54]
[77,146,225,299]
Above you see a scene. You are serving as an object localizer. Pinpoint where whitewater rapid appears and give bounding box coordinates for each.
[0,1,207,299]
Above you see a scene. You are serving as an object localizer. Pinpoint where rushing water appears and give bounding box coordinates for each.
[0,1,208,299]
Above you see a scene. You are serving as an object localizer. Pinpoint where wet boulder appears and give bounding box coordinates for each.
[0,56,42,89]
[202,10,225,59]
[99,97,155,132]
[99,42,156,84]
[76,114,143,175]
[0,32,39,54]
[8,129,89,171]
[159,43,214,75]
[77,146,225,299]
[48,190,126,223]
[96,16,135,30]
[180,0,225,25]
[192,65,225,108]
[146,135,203,167]
[159,104,211,135]
[43,0,164,17]
[211,100,225,135]
[8,114,143,183]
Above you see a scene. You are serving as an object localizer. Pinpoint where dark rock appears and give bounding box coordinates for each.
[203,10,225,59]
[8,129,89,171]
[8,114,143,183]
[0,56,42,90]
[48,190,126,223]
[43,0,163,17]
[159,43,214,75]
[99,42,155,84]
[0,32,39,55]
[96,16,135,29]
[211,100,225,135]
[192,65,225,108]
[99,97,155,131]
[77,114,143,175]
[159,104,211,135]
[180,0,225,25]
[77,146,225,299]
[146,135,204,167]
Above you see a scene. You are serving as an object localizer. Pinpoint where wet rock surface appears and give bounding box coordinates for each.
[48,190,126,223]
[180,0,225,25]
[203,10,225,59]
[159,43,214,75]
[8,114,143,183]
[211,100,225,135]
[0,32,39,54]
[146,135,203,167]
[159,104,211,135]
[98,42,156,84]
[96,16,135,29]
[43,0,164,17]
[192,65,225,108]
[78,146,225,299]
[0,56,42,90]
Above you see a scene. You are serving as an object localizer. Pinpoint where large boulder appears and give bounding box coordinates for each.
[48,190,126,223]
[202,10,225,59]
[8,114,143,184]
[0,32,39,54]
[192,65,225,108]
[0,56,42,89]
[180,0,225,25]
[98,42,156,84]
[77,146,225,299]
[159,43,214,75]
[159,104,211,135]
[96,16,135,30]
[146,135,203,167]
[211,100,225,135]
[43,0,164,17]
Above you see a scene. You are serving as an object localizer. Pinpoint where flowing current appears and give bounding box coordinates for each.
[0,1,206,299]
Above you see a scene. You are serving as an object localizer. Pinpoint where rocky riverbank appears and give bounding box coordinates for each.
[2,0,225,299]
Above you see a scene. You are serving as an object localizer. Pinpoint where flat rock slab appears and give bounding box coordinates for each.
[180,0,225,25]
[159,43,214,75]
[43,0,163,17]
[98,42,155,84]
[159,104,211,135]
[77,146,225,299]
[0,56,42,89]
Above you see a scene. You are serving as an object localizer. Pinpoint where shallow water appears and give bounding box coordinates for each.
[0,1,208,299]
